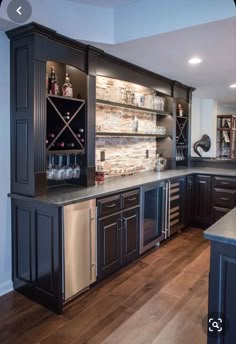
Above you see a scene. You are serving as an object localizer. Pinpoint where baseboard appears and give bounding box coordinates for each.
[0,280,13,296]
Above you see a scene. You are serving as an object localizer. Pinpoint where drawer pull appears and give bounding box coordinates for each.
[127,197,137,202]
[105,203,117,208]
[220,197,230,201]
[221,182,230,185]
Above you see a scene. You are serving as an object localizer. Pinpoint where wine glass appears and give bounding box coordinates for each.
[47,155,54,180]
[65,155,73,180]
[56,155,65,181]
[72,155,80,179]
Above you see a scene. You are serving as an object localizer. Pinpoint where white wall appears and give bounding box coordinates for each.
[218,103,236,115]
[191,96,217,157]
[0,32,12,295]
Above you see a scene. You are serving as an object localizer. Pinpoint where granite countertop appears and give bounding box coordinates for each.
[9,167,236,207]
[204,208,236,245]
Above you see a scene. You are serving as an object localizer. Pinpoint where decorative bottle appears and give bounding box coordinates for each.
[132,115,139,132]
[62,73,73,97]
[49,66,59,95]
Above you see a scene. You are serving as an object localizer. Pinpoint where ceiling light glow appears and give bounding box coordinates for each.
[188,57,202,65]
[230,84,236,88]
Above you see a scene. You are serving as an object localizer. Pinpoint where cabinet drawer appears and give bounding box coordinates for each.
[213,206,231,222]
[121,189,140,209]
[213,188,236,209]
[213,176,236,189]
[97,194,121,217]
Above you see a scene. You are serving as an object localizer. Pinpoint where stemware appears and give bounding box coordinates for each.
[65,155,73,180]
[72,155,81,179]
[47,155,54,180]
[56,155,66,181]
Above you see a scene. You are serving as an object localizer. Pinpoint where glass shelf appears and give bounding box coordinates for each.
[96,99,170,116]
[96,132,170,138]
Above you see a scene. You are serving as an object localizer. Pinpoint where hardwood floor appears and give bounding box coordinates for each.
[0,228,209,344]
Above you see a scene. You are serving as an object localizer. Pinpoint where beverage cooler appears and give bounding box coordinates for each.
[140,182,167,253]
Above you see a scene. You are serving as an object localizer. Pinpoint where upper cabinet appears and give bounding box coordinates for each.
[6,22,194,197]
[7,23,96,196]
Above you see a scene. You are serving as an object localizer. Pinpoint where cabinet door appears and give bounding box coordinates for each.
[122,208,140,266]
[98,214,122,279]
[194,175,212,226]
[12,199,62,313]
[186,175,194,226]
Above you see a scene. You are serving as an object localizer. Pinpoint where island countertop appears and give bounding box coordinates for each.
[204,207,236,245]
[9,167,236,207]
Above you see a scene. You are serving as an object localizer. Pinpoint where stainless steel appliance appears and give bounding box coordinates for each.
[62,199,96,301]
[140,182,166,253]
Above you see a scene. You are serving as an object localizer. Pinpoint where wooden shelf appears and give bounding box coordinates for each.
[96,132,170,138]
[176,145,188,149]
[217,128,236,131]
[47,149,85,156]
[176,116,188,119]
[96,99,169,116]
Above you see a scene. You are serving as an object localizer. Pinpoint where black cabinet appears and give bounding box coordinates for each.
[97,189,140,279]
[194,174,212,227]
[186,175,194,226]
[208,240,236,343]
[122,207,139,265]
[98,214,122,279]
[12,199,62,313]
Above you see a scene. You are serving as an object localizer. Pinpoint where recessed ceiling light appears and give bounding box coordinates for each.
[230,84,236,88]
[188,57,202,65]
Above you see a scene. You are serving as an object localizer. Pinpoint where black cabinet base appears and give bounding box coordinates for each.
[13,279,63,314]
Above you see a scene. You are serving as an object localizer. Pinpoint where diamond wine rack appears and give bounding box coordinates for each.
[46,95,86,155]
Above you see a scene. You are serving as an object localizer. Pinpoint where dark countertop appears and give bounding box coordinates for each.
[204,208,236,245]
[9,167,236,207]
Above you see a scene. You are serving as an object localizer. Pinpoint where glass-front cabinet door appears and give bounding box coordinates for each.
[140,182,166,253]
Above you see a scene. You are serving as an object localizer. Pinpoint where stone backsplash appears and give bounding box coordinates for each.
[96,105,158,177]
[96,136,157,177]
[96,76,166,177]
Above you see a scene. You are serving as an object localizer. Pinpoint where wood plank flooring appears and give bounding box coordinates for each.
[0,228,209,344]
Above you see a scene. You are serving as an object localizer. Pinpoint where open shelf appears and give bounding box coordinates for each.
[47,149,85,156]
[96,132,170,138]
[96,99,169,116]
[48,94,85,103]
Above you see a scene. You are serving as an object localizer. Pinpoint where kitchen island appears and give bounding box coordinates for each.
[204,208,236,344]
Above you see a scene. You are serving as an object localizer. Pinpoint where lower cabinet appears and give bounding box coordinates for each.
[98,208,140,279]
[97,190,140,280]
[186,175,194,226]
[98,214,122,279]
[122,207,140,265]
[12,199,62,313]
[194,174,212,227]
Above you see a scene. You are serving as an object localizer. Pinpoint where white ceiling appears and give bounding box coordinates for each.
[90,17,236,105]
[66,0,138,8]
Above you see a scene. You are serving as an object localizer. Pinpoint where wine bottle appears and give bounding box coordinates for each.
[63,112,71,121]
[78,128,84,133]
[56,142,65,148]
[47,133,55,139]
[66,143,75,148]
[49,66,60,96]
[62,73,73,97]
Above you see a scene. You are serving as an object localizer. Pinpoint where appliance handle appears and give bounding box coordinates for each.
[168,181,171,237]
[89,208,96,282]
